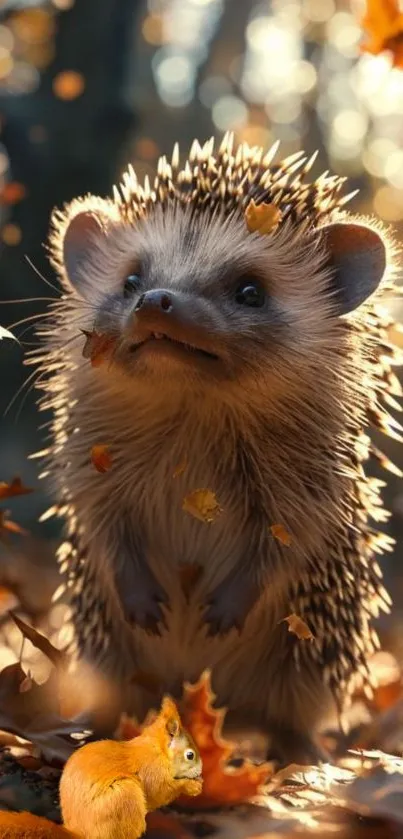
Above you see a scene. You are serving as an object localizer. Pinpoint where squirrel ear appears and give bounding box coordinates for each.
[62,209,107,298]
[160,696,180,738]
[321,222,386,315]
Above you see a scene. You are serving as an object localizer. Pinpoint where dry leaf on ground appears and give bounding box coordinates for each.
[81,330,117,367]
[182,490,222,524]
[245,199,282,235]
[179,670,273,808]
[281,614,314,641]
[91,445,112,473]
[0,477,34,500]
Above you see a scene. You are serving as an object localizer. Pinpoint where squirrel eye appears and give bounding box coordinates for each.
[185,749,195,761]
[235,279,265,308]
[124,274,141,299]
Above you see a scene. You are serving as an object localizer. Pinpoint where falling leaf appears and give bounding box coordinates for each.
[0,587,19,615]
[0,326,17,342]
[10,614,67,669]
[360,0,403,68]
[179,670,273,808]
[270,523,292,546]
[182,489,222,524]
[82,329,117,367]
[53,70,85,100]
[0,511,26,539]
[245,199,282,235]
[179,563,203,601]
[173,461,187,478]
[91,445,112,473]
[0,182,26,206]
[281,614,314,641]
[0,477,34,500]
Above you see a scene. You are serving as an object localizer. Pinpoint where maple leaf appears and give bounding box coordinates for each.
[360,0,403,68]
[179,670,273,808]
[0,477,34,500]
[91,444,112,473]
[245,199,282,235]
[270,523,292,546]
[81,330,117,367]
[281,614,314,641]
[182,489,222,524]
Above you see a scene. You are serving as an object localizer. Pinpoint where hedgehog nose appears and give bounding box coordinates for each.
[134,290,173,314]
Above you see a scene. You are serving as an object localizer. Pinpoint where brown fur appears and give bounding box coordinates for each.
[29,136,402,763]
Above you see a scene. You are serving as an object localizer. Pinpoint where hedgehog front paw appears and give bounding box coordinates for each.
[119,572,169,635]
[203,573,259,636]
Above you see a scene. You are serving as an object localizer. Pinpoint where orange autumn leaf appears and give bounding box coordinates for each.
[173,461,187,479]
[91,445,112,473]
[0,586,19,615]
[82,330,117,367]
[270,523,292,546]
[179,670,272,808]
[182,489,222,524]
[245,199,282,235]
[360,0,403,68]
[281,613,314,642]
[0,477,34,501]
[0,511,26,539]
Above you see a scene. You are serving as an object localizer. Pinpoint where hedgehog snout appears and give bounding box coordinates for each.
[134,289,174,314]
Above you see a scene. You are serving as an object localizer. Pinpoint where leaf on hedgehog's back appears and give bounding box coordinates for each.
[182,489,222,524]
[178,670,273,808]
[245,199,282,235]
[0,477,34,500]
[81,329,117,367]
[360,0,403,68]
[91,444,112,473]
[281,614,314,641]
[270,523,292,546]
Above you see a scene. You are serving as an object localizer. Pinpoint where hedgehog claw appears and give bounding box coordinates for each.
[203,574,259,636]
[117,566,169,634]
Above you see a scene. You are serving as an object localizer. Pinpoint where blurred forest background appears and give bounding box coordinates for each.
[0,0,402,653]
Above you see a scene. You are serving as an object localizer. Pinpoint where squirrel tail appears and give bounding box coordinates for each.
[0,810,78,838]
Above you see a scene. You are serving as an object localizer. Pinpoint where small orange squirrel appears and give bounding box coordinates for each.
[0,696,203,838]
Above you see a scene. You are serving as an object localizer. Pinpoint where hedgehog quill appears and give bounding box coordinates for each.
[30,135,402,764]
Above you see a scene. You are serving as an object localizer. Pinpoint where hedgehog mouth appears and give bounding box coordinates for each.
[130,332,219,361]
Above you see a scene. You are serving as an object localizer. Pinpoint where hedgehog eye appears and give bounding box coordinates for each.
[235,280,265,308]
[124,274,141,299]
[184,749,195,761]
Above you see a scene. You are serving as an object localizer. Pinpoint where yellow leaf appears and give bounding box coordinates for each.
[245,199,282,235]
[182,489,222,524]
[281,614,314,641]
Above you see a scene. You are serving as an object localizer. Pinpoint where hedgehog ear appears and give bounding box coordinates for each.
[321,222,386,315]
[62,210,106,297]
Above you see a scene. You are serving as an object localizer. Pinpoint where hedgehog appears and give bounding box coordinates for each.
[29,134,402,764]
